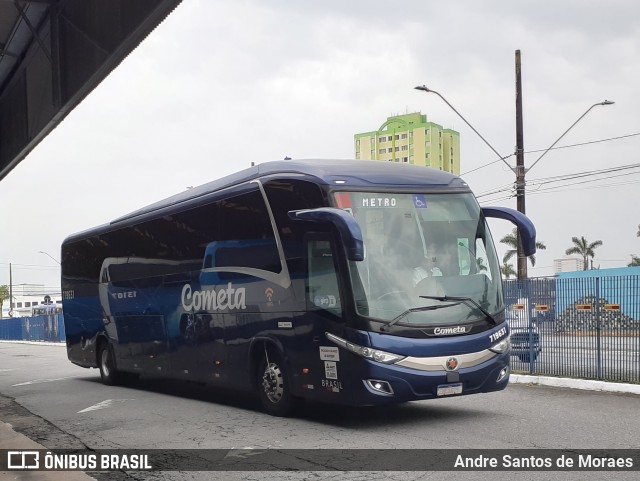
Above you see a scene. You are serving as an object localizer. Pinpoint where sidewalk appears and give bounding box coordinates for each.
[0,423,95,481]
[0,342,95,480]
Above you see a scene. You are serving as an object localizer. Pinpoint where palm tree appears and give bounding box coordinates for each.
[0,285,9,318]
[500,228,547,267]
[565,236,603,270]
[501,263,516,279]
[629,255,640,267]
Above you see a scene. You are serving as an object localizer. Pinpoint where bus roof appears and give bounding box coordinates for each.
[65,159,468,242]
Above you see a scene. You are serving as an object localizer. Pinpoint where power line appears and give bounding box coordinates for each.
[523,132,640,154]
[461,154,515,175]
[476,184,514,198]
[529,170,640,193]
[477,161,640,202]
[527,162,640,186]
[0,263,59,270]
[527,178,640,196]
[462,132,640,176]
[483,176,640,202]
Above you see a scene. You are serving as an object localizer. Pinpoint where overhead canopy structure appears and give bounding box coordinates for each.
[0,0,182,181]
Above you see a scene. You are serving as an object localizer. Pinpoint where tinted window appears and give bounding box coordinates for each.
[63,202,219,282]
[218,189,275,242]
[215,189,280,272]
[307,239,342,317]
[264,179,326,276]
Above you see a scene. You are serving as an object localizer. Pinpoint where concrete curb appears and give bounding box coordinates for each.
[0,340,65,347]
[510,373,640,395]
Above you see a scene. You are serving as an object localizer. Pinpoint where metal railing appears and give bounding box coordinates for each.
[504,275,640,383]
[0,314,65,342]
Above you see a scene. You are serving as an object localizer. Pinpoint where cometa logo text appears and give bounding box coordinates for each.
[433,326,469,335]
[181,283,246,311]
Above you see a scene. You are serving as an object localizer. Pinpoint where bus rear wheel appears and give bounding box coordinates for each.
[257,352,298,417]
[98,342,122,386]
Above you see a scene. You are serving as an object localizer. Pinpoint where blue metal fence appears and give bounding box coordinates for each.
[2,272,640,384]
[0,314,65,342]
[504,272,640,383]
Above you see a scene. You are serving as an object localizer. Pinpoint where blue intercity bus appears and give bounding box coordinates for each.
[61,160,536,416]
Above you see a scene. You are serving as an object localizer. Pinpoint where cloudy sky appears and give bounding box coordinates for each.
[1,0,639,292]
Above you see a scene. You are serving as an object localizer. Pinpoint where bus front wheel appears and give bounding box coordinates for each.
[98,342,122,386]
[257,351,298,417]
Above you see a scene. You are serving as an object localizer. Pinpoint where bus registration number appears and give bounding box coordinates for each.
[437,383,463,396]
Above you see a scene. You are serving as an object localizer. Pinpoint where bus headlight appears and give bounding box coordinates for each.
[489,336,511,354]
[326,332,405,364]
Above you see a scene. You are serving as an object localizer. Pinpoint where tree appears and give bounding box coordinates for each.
[629,255,640,267]
[500,228,547,267]
[637,224,640,238]
[501,263,516,279]
[0,285,9,318]
[565,236,603,270]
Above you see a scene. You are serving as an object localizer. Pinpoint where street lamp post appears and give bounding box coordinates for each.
[415,74,614,280]
[414,85,614,176]
[414,85,515,174]
[526,100,615,174]
[38,251,60,265]
[517,99,614,278]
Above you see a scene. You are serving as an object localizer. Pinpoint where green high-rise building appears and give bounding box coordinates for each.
[354,112,460,175]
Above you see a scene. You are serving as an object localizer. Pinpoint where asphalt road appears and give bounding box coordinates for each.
[1,341,640,481]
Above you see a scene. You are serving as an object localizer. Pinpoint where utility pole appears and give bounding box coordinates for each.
[415,53,613,282]
[9,263,13,316]
[515,50,527,280]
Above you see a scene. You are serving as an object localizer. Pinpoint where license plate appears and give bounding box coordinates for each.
[437,383,463,396]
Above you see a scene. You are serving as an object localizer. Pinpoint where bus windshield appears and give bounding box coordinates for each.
[334,191,503,327]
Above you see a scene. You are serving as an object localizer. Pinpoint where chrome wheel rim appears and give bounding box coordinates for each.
[262,362,284,403]
[101,349,110,377]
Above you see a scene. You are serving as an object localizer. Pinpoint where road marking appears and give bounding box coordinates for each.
[78,399,133,413]
[0,369,17,372]
[224,448,265,460]
[12,377,74,386]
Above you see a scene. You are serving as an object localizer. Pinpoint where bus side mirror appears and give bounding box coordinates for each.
[288,208,364,261]
[481,206,537,256]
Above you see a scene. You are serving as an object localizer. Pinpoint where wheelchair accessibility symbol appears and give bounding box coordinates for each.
[412,195,427,208]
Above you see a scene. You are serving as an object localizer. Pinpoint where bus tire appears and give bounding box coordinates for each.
[257,351,298,417]
[98,341,122,386]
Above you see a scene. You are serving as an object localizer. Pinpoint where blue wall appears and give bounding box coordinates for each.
[0,314,65,342]
[556,266,640,320]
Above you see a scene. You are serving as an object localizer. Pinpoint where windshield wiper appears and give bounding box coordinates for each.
[419,295,497,325]
[380,303,459,332]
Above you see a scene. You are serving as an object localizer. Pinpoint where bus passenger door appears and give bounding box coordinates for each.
[296,235,348,402]
[103,275,169,373]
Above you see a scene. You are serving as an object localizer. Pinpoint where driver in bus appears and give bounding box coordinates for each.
[412,254,443,286]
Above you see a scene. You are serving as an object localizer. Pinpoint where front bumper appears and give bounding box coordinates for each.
[349,350,510,406]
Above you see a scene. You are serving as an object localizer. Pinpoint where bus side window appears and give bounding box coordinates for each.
[307,239,342,318]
